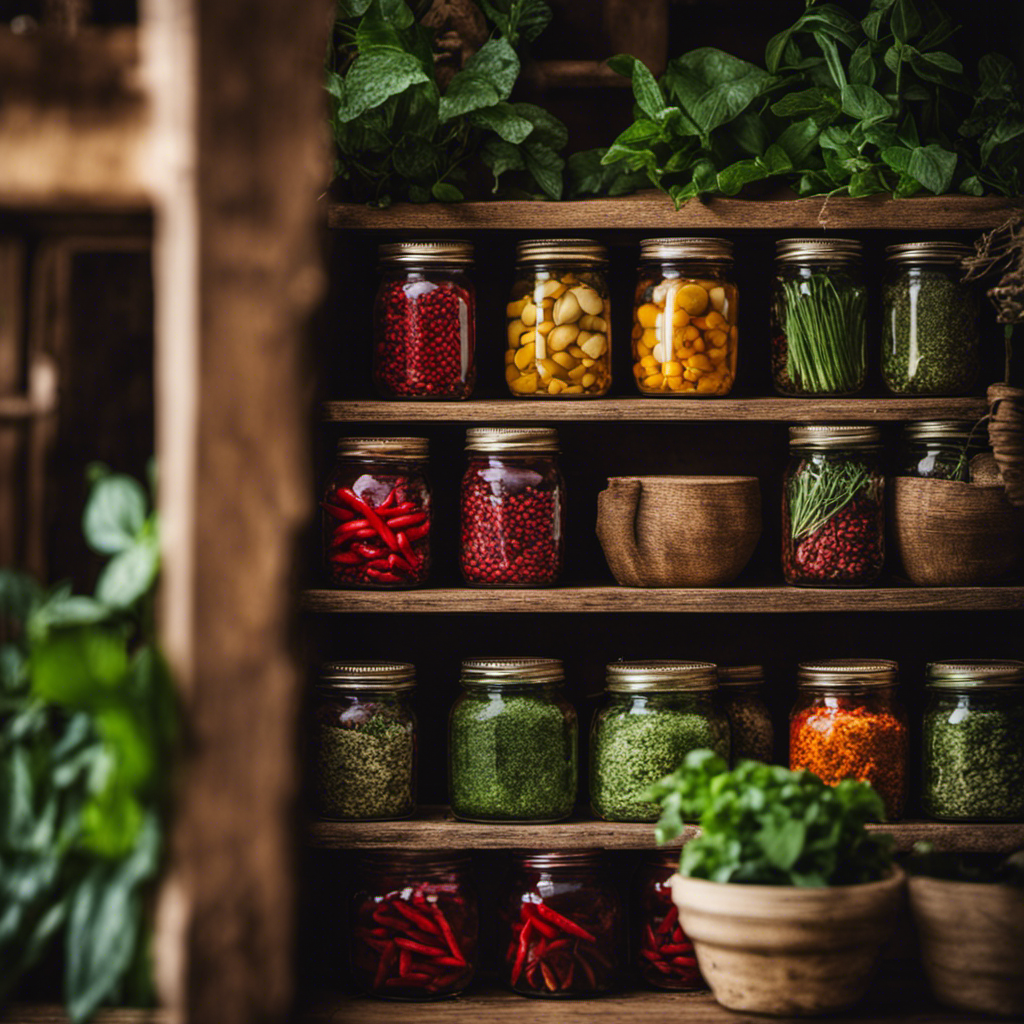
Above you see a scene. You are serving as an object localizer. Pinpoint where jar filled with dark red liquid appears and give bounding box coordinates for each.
[351,852,478,1000]
[501,851,623,997]
[633,850,704,990]
[459,427,565,587]
[322,437,430,588]
[373,240,475,399]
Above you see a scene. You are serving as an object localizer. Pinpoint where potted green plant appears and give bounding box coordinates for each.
[646,750,903,1016]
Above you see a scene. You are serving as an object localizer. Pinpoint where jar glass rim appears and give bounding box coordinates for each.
[639,236,733,261]
[317,661,416,691]
[606,660,717,692]
[465,427,559,454]
[789,424,881,449]
[797,659,898,687]
[927,660,1024,688]
[461,657,564,685]
[378,240,474,266]
[336,436,429,460]
[515,238,607,264]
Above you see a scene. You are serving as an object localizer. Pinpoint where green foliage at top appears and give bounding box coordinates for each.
[571,0,1024,205]
[645,749,894,886]
[327,0,567,205]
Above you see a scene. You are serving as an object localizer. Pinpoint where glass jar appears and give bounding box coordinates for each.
[632,237,737,396]
[882,242,979,396]
[633,850,704,991]
[502,851,623,997]
[590,662,729,822]
[899,420,988,481]
[782,425,884,587]
[505,239,610,397]
[459,427,565,586]
[717,665,773,764]
[351,852,478,999]
[789,660,907,820]
[310,662,417,821]
[322,437,431,588]
[771,238,866,397]
[449,658,577,822]
[373,240,475,399]
[922,661,1024,822]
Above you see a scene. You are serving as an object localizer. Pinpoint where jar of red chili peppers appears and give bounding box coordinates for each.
[459,427,565,586]
[789,660,907,820]
[373,240,475,399]
[322,437,431,589]
[502,851,623,998]
[632,850,704,991]
[351,852,477,1000]
[782,425,884,587]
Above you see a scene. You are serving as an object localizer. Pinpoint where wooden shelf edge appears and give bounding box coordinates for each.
[0,1009,166,1023]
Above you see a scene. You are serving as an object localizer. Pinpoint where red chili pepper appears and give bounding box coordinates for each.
[337,488,400,551]
[672,955,699,967]
[404,522,430,541]
[527,937,548,967]
[576,948,597,988]
[378,488,398,511]
[335,518,371,538]
[396,530,420,569]
[510,918,532,986]
[352,542,387,560]
[657,903,679,935]
[561,959,575,990]
[394,937,447,956]
[399,949,411,977]
[547,938,571,952]
[522,903,560,940]
[640,948,663,963]
[533,902,597,943]
[384,973,432,988]
[352,527,377,540]
[366,568,403,583]
[379,501,416,518]
[320,501,355,522]
[643,924,658,950]
[661,943,693,955]
[385,512,427,530]
[374,941,396,989]
[329,551,361,565]
[540,961,558,992]
[430,905,466,964]
[391,900,441,936]
[434,955,467,968]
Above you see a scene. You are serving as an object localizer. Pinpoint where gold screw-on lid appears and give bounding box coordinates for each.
[640,237,734,261]
[606,660,718,692]
[884,241,973,265]
[903,420,986,443]
[515,238,608,263]
[717,665,765,686]
[789,424,881,449]
[927,660,1024,688]
[797,660,898,688]
[317,661,416,691]
[460,657,564,685]
[517,851,606,869]
[377,240,474,265]
[336,437,429,460]
[465,427,559,454]
[776,237,863,263]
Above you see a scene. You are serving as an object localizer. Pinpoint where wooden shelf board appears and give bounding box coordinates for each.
[309,807,1024,854]
[0,1010,165,1024]
[322,396,989,423]
[301,584,1024,614]
[328,192,1022,231]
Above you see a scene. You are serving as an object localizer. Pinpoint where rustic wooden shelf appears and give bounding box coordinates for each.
[328,192,1022,232]
[322,396,990,423]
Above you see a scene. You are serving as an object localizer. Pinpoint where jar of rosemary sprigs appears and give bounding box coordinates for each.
[771,239,867,397]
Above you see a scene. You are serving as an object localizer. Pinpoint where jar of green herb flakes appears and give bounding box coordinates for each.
[881,242,979,396]
[899,420,987,481]
[449,657,577,822]
[923,660,1024,822]
[310,661,417,821]
[717,665,773,763]
[590,661,728,822]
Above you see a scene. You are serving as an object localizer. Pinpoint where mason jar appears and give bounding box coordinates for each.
[373,240,475,399]
[322,437,431,588]
[923,660,1024,822]
[717,664,773,763]
[771,238,866,397]
[632,237,737,396]
[882,242,979,396]
[789,660,907,820]
[782,425,884,587]
[501,851,623,997]
[590,661,729,822]
[449,658,577,822]
[310,661,417,821]
[351,852,478,999]
[506,239,610,397]
[899,420,988,481]
[459,427,565,586]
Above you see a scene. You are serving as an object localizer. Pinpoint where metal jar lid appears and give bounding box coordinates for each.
[606,660,718,693]
[336,436,429,460]
[903,420,986,443]
[377,240,474,266]
[317,661,416,691]
[797,660,899,689]
[789,424,881,449]
[640,237,734,262]
[461,657,564,685]
[717,665,765,687]
[517,851,604,870]
[465,427,559,454]
[515,239,607,264]
[884,242,973,265]
[927,660,1024,689]
[776,238,863,263]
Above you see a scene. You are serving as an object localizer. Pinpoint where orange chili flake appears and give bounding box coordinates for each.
[789,703,907,819]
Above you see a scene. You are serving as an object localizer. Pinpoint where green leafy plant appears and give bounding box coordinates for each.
[645,749,893,885]
[572,0,1023,205]
[327,0,567,205]
[0,466,173,1022]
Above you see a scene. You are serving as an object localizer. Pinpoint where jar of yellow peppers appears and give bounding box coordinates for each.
[632,238,738,396]
[505,239,611,398]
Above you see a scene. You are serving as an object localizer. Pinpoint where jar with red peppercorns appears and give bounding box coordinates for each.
[501,851,624,997]
[459,427,565,587]
[632,850,704,990]
[322,437,431,588]
[782,425,884,587]
[373,240,475,399]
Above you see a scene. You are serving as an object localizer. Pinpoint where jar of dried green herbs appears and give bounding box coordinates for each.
[771,238,867,397]
[882,242,979,396]
[310,662,417,821]
[899,420,988,481]
[717,664,774,763]
[922,660,1024,822]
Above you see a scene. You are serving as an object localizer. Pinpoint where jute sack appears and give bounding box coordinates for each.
[988,383,1024,507]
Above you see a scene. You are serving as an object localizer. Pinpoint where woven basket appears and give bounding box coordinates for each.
[988,383,1024,506]
[596,476,761,588]
[892,476,1024,586]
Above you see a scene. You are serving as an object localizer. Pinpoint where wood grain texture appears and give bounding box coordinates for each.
[0,1010,167,1024]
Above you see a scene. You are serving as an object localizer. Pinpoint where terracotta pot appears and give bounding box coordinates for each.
[596,476,761,587]
[909,876,1024,1016]
[669,868,905,1016]
[988,383,1024,506]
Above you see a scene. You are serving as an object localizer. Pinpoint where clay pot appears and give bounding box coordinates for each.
[670,868,905,1016]
[909,876,1024,1016]
[596,476,761,587]
[988,383,1024,506]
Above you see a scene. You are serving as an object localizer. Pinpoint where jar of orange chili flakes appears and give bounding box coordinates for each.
[789,660,907,820]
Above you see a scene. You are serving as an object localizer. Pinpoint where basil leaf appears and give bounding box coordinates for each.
[840,83,891,124]
[891,0,922,43]
[430,182,464,202]
[95,539,159,610]
[82,476,147,555]
[907,143,957,193]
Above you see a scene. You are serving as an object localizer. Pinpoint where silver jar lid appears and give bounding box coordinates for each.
[515,239,607,264]
[518,851,604,869]
[789,425,881,449]
[640,237,733,261]
[378,240,474,266]
[317,661,416,691]
[797,660,899,689]
[884,242,973,265]
[903,420,986,443]
[606,660,717,693]
[717,665,765,687]
[927,660,1024,689]
[461,657,564,685]
[336,436,429,460]
[465,427,559,454]
[776,238,863,263]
